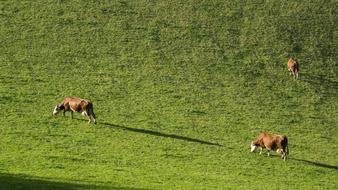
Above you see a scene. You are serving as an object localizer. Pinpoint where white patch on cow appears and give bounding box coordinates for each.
[250,143,256,152]
[53,106,59,115]
[82,111,88,116]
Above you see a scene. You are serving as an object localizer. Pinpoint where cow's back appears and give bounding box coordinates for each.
[65,97,89,112]
[63,97,80,104]
[288,58,298,69]
[79,99,92,111]
[260,133,276,149]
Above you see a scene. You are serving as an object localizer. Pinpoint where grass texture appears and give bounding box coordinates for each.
[0,1,337,189]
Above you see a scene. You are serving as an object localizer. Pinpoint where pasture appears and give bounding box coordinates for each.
[0,1,337,189]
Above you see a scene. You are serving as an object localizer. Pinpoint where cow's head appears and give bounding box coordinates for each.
[250,141,257,152]
[53,104,63,115]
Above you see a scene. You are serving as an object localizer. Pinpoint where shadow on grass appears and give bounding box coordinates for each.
[251,154,338,170]
[100,121,222,147]
[0,173,144,190]
[302,74,337,91]
[267,154,338,171]
[291,158,338,170]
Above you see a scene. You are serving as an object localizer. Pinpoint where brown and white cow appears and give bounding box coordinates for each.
[250,132,289,161]
[287,58,299,79]
[53,97,96,124]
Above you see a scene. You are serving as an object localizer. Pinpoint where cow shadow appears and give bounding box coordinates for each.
[291,157,338,170]
[268,154,338,170]
[100,121,222,147]
[0,173,144,190]
[302,74,337,91]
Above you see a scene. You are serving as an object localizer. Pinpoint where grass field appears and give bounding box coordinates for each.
[0,0,337,189]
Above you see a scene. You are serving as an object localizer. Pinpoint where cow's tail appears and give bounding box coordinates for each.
[279,136,289,161]
[284,136,289,155]
[286,145,289,155]
[295,61,299,70]
[88,102,96,119]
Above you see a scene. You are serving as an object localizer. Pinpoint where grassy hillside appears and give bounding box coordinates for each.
[0,0,337,189]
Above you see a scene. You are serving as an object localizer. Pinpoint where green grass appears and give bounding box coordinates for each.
[0,0,337,189]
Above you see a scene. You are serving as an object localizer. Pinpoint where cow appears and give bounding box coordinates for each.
[53,97,96,124]
[287,57,299,79]
[250,132,289,161]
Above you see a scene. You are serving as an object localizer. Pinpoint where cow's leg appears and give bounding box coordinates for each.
[282,148,287,161]
[82,111,91,123]
[88,114,96,124]
[91,115,96,124]
[63,111,66,117]
[279,149,285,160]
[259,147,263,155]
[266,148,271,156]
[89,109,96,124]
[281,152,286,161]
[291,69,295,78]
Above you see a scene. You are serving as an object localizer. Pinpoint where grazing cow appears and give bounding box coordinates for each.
[287,58,299,79]
[53,97,96,124]
[250,132,289,161]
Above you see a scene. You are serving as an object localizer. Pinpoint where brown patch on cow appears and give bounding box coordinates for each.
[53,97,96,124]
[251,132,289,161]
[287,58,299,79]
